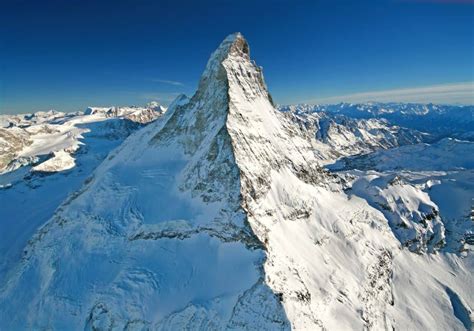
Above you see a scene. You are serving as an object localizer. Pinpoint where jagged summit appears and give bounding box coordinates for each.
[196,33,272,104]
[200,33,248,81]
[223,32,250,57]
[211,32,250,60]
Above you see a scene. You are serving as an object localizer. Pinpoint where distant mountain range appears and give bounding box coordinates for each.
[279,102,474,141]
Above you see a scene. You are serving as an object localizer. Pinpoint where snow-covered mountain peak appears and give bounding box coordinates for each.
[208,32,249,64]
[1,34,473,331]
[199,33,244,83]
[196,33,271,105]
[221,32,250,57]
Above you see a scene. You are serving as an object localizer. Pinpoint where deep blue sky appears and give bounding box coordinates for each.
[1,0,473,113]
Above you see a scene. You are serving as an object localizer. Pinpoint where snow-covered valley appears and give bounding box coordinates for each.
[0,33,472,330]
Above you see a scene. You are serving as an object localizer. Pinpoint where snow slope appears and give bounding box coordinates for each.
[0,34,472,331]
[330,138,474,254]
[0,106,163,286]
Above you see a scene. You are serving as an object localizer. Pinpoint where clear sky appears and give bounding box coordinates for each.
[1,0,473,114]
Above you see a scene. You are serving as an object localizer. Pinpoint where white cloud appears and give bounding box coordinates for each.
[151,79,184,86]
[307,82,474,105]
[139,92,181,102]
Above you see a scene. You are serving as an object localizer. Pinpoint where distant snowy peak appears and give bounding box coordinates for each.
[146,100,166,113]
[84,104,165,123]
[2,102,165,130]
[0,102,167,174]
[283,110,423,158]
[0,110,69,129]
[280,102,474,139]
[280,102,473,117]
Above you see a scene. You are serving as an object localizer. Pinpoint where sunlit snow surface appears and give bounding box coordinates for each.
[0,34,473,330]
[0,107,162,284]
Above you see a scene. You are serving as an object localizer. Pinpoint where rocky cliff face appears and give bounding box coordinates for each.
[0,33,472,331]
